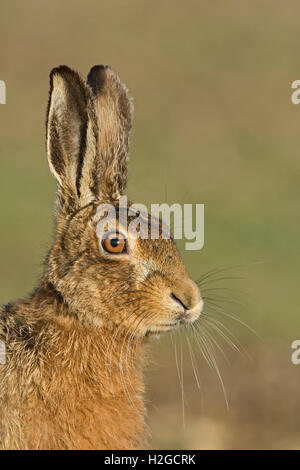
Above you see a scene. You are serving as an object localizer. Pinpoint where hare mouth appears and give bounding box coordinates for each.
[160,322,179,328]
[145,322,179,336]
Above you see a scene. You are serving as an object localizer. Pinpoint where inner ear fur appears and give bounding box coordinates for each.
[46,65,98,210]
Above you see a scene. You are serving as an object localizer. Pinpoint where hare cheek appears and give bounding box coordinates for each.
[133,259,159,283]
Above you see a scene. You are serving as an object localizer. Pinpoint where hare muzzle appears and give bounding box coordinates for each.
[170,279,203,325]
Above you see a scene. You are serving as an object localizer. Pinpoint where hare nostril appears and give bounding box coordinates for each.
[170,293,188,311]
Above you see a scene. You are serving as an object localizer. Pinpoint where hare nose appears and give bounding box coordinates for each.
[171,279,201,311]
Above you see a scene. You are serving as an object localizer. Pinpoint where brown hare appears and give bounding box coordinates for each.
[0,65,203,450]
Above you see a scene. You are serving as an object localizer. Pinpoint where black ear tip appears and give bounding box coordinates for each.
[89,65,106,73]
[50,65,73,78]
[87,65,109,95]
[49,66,84,89]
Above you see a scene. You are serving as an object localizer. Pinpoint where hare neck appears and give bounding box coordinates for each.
[34,282,146,399]
[48,314,147,448]
[53,314,146,399]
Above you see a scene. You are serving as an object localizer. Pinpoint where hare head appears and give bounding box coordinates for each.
[45,65,203,337]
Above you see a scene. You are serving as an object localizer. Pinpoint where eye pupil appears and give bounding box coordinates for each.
[110,238,119,248]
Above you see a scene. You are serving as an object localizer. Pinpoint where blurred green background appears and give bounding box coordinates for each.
[1,0,300,449]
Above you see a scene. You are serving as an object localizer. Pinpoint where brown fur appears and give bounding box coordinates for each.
[0,65,202,449]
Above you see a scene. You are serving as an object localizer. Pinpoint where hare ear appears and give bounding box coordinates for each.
[87,65,133,201]
[46,66,97,211]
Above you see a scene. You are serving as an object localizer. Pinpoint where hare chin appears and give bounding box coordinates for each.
[145,324,179,337]
[144,318,192,337]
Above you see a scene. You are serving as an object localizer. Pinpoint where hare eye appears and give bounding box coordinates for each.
[102,232,127,254]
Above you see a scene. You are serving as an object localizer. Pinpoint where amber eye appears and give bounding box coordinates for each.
[102,232,127,254]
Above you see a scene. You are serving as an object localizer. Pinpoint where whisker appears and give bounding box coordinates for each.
[186,334,201,390]
[204,300,259,337]
[174,337,186,427]
[203,314,250,360]
[190,323,215,372]
[196,261,265,286]
[200,328,229,410]
[180,343,185,428]
[202,294,245,307]
[199,321,231,366]
[195,264,245,285]
[190,323,229,409]
[197,275,244,288]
